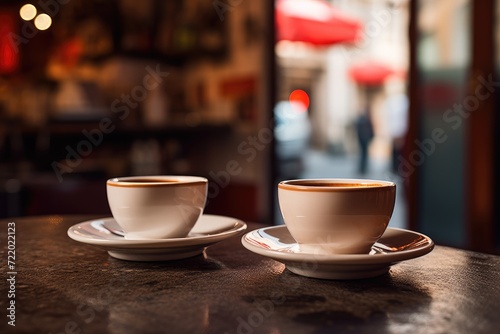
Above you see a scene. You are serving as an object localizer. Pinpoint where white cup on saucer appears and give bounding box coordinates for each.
[278,179,396,254]
[106,175,208,239]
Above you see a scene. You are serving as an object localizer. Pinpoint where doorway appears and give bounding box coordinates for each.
[274,0,410,228]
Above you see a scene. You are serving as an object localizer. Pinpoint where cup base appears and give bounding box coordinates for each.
[124,231,190,240]
[124,231,189,240]
[298,243,373,255]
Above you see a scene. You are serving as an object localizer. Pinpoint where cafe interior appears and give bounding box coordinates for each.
[0,0,499,256]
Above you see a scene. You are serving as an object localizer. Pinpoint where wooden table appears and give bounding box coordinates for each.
[1,215,499,334]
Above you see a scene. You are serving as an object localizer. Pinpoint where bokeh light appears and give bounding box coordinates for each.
[289,89,310,112]
[20,4,37,21]
[34,13,52,30]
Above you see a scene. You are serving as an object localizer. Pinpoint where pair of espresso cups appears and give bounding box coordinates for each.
[107,176,396,254]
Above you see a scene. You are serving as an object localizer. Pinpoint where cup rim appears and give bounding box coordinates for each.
[107,175,208,188]
[278,178,396,192]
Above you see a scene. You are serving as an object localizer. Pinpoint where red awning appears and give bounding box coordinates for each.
[276,0,363,46]
[348,60,403,85]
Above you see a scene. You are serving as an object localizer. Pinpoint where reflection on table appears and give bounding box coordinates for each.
[0,215,499,334]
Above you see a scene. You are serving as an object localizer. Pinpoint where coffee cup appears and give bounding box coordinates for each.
[106,176,208,239]
[278,179,396,254]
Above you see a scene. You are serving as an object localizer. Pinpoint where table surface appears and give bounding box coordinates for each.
[1,215,500,334]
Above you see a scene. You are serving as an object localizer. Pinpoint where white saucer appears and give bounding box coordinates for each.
[241,226,434,280]
[68,214,247,261]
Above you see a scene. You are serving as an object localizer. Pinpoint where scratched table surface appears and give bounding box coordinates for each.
[1,215,500,334]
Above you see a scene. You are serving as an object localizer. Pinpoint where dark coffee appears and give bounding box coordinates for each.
[285,181,383,187]
[119,179,179,183]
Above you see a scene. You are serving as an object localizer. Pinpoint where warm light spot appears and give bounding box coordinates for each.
[289,89,310,112]
[34,13,51,30]
[20,4,37,21]
[47,215,64,225]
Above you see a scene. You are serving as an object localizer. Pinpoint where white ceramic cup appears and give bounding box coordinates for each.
[278,179,396,254]
[106,176,207,239]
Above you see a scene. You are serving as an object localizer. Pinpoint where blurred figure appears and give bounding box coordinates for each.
[384,92,408,173]
[355,110,374,175]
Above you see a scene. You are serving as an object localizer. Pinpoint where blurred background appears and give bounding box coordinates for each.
[0,0,498,254]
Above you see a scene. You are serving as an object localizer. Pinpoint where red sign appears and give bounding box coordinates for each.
[0,12,19,74]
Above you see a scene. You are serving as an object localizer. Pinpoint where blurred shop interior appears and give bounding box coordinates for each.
[0,0,274,224]
[0,0,499,254]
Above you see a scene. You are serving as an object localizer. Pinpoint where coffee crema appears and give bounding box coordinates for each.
[282,181,384,187]
[107,178,206,187]
[117,179,180,183]
[278,180,394,192]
